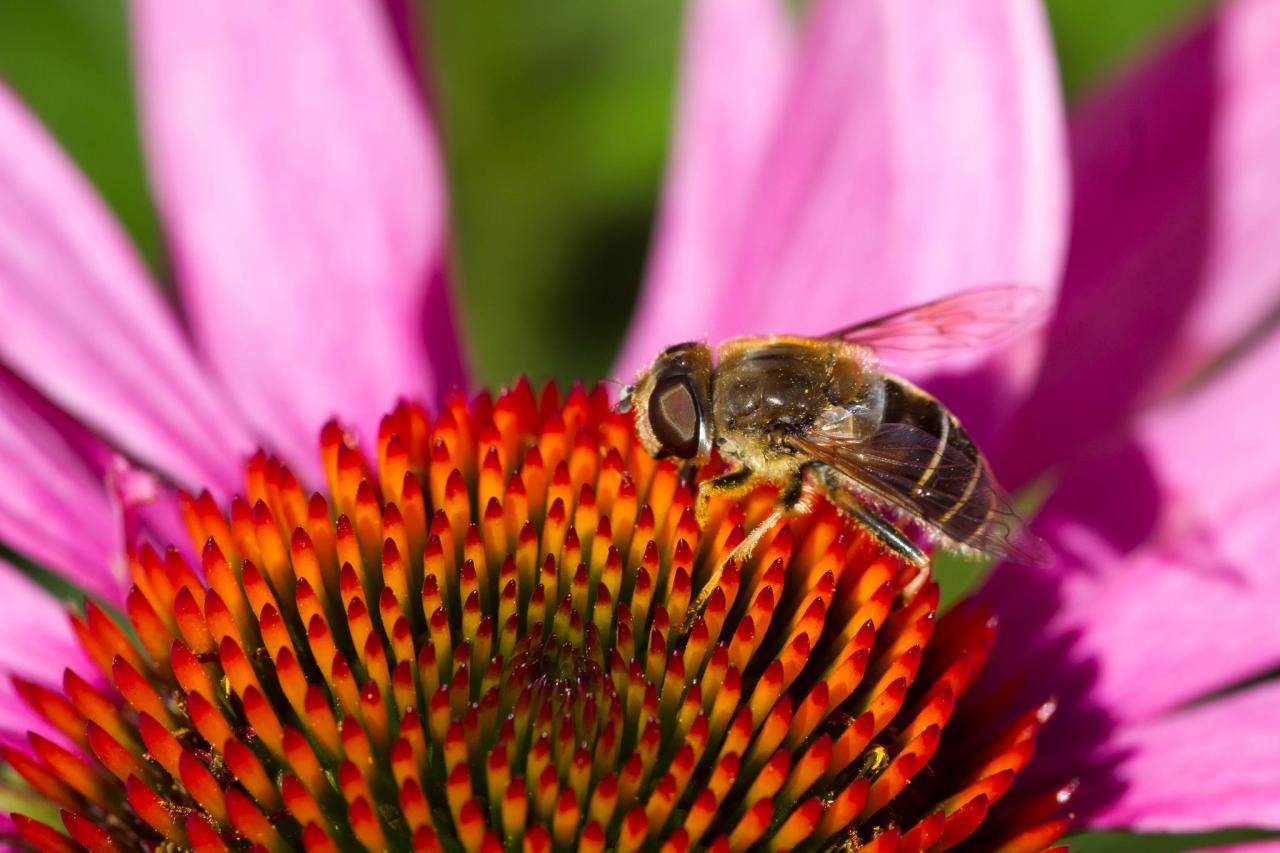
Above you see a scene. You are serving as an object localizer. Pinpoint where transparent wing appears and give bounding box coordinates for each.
[791,423,1050,567]
[823,285,1048,362]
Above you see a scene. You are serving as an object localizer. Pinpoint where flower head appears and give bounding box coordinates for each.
[3,385,1073,852]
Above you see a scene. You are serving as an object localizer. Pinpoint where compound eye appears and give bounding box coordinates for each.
[648,374,702,459]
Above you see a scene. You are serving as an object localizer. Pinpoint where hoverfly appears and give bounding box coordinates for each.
[619,286,1050,622]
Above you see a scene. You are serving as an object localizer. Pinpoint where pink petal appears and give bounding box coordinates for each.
[0,565,96,741]
[984,488,1280,728]
[983,330,1280,727]
[724,0,1066,339]
[133,0,464,481]
[0,371,187,603]
[1192,846,1280,853]
[0,84,254,495]
[1089,682,1280,831]
[975,329,1280,831]
[1002,0,1280,485]
[732,0,1070,333]
[0,370,129,603]
[106,454,192,572]
[615,0,794,377]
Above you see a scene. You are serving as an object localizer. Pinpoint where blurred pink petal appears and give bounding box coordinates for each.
[133,0,464,481]
[725,0,1066,336]
[1193,845,1280,853]
[1090,682,1280,830]
[979,329,1280,829]
[1002,0,1280,485]
[0,565,96,741]
[0,372,186,603]
[0,371,122,602]
[0,818,17,853]
[616,0,793,375]
[105,454,191,572]
[0,84,253,495]
[986,330,1280,720]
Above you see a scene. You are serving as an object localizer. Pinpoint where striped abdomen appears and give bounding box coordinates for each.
[880,375,994,544]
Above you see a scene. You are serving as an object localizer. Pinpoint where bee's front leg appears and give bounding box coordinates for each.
[693,465,755,531]
[683,466,818,635]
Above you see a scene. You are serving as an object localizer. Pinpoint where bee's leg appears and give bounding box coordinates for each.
[720,474,814,565]
[676,461,701,489]
[833,494,927,568]
[819,467,926,567]
[686,509,781,634]
[684,469,813,634]
[784,464,821,515]
[819,470,931,599]
[692,465,755,531]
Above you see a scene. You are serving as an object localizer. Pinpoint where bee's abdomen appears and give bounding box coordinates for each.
[881,377,991,542]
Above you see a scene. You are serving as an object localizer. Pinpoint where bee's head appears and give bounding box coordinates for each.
[627,341,713,463]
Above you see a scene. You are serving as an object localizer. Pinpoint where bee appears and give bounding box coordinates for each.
[620,286,1050,622]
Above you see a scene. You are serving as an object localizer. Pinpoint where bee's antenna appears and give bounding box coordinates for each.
[596,377,635,410]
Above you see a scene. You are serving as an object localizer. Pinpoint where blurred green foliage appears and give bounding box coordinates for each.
[429,0,681,387]
[0,1,1268,849]
[1070,829,1276,852]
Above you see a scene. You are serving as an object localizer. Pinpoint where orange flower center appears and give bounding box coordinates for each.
[5,379,1072,852]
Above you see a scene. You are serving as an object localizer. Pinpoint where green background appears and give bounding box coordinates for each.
[1,1,1271,850]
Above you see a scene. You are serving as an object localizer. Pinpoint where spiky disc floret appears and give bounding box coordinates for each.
[5,379,1072,852]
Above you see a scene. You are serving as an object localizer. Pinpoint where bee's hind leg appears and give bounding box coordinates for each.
[819,470,931,600]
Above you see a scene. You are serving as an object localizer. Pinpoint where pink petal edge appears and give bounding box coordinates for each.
[132,0,464,483]
[724,0,1066,340]
[615,0,794,378]
[0,84,254,495]
[619,0,1068,451]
